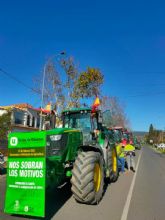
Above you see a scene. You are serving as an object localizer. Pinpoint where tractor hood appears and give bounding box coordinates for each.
[8,128,80,150]
[45,128,82,158]
[46,127,80,135]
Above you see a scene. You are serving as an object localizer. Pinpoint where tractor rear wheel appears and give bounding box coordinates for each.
[108,147,119,182]
[71,151,104,204]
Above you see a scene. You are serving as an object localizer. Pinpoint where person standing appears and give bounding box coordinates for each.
[124,144,136,172]
[116,144,125,173]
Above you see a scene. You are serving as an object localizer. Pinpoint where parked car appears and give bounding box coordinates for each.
[157,143,165,150]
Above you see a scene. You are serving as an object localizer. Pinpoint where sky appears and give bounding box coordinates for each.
[0,0,165,131]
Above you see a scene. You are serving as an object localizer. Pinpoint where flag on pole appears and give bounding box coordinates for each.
[45,102,51,112]
[92,97,100,112]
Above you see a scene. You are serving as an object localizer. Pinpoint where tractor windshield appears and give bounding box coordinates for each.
[63,112,92,132]
[113,129,122,143]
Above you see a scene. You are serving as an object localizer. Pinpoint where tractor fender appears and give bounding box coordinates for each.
[99,138,111,165]
[79,145,104,156]
[79,144,109,166]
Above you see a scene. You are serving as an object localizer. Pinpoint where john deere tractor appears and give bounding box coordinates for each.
[109,127,124,144]
[5,107,118,217]
[63,108,119,204]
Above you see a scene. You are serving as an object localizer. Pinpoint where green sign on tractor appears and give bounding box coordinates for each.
[5,132,46,217]
[5,106,119,217]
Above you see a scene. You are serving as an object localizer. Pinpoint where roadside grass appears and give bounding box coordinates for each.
[154,147,165,154]
[159,149,165,154]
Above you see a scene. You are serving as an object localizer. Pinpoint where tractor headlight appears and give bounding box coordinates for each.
[50,134,62,141]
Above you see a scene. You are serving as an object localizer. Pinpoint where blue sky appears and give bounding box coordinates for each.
[0,0,165,131]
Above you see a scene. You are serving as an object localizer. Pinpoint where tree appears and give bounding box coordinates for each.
[34,55,81,113]
[33,56,104,112]
[0,111,11,140]
[77,67,104,99]
[149,124,154,136]
[101,96,130,128]
[146,124,163,144]
[147,124,154,143]
[33,58,65,114]
[60,56,80,108]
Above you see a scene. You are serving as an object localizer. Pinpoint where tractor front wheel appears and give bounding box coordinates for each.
[71,151,104,204]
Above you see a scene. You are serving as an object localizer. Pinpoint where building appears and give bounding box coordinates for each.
[0,103,50,132]
[0,103,53,155]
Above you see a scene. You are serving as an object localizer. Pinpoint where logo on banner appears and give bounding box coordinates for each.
[10,137,18,146]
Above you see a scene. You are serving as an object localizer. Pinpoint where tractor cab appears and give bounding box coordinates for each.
[109,127,124,145]
[62,108,103,145]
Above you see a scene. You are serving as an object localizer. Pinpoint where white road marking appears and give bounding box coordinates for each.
[120,150,142,220]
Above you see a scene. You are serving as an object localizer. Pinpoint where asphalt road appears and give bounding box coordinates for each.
[0,146,165,220]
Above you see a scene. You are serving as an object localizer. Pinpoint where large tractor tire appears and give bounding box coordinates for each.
[71,151,104,204]
[108,146,119,182]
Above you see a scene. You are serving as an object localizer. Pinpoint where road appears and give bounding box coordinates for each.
[0,146,165,220]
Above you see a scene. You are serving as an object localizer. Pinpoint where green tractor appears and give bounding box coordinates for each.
[109,127,124,144]
[133,135,142,150]
[5,107,118,217]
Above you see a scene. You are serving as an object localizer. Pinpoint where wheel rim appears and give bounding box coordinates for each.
[94,163,101,192]
[112,148,117,173]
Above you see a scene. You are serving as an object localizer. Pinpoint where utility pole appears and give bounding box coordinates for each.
[39,64,46,131]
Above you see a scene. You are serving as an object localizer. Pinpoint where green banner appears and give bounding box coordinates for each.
[4,132,46,217]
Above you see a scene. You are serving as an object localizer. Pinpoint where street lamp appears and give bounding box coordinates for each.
[39,51,66,130]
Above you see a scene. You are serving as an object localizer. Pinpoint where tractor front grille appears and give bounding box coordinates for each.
[46,134,68,157]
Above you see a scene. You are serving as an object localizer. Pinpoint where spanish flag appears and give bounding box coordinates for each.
[92,97,100,112]
[45,102,51,112]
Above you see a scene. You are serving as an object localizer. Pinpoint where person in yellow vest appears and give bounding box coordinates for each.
[116,144,125,173]
[124,144,136,172]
